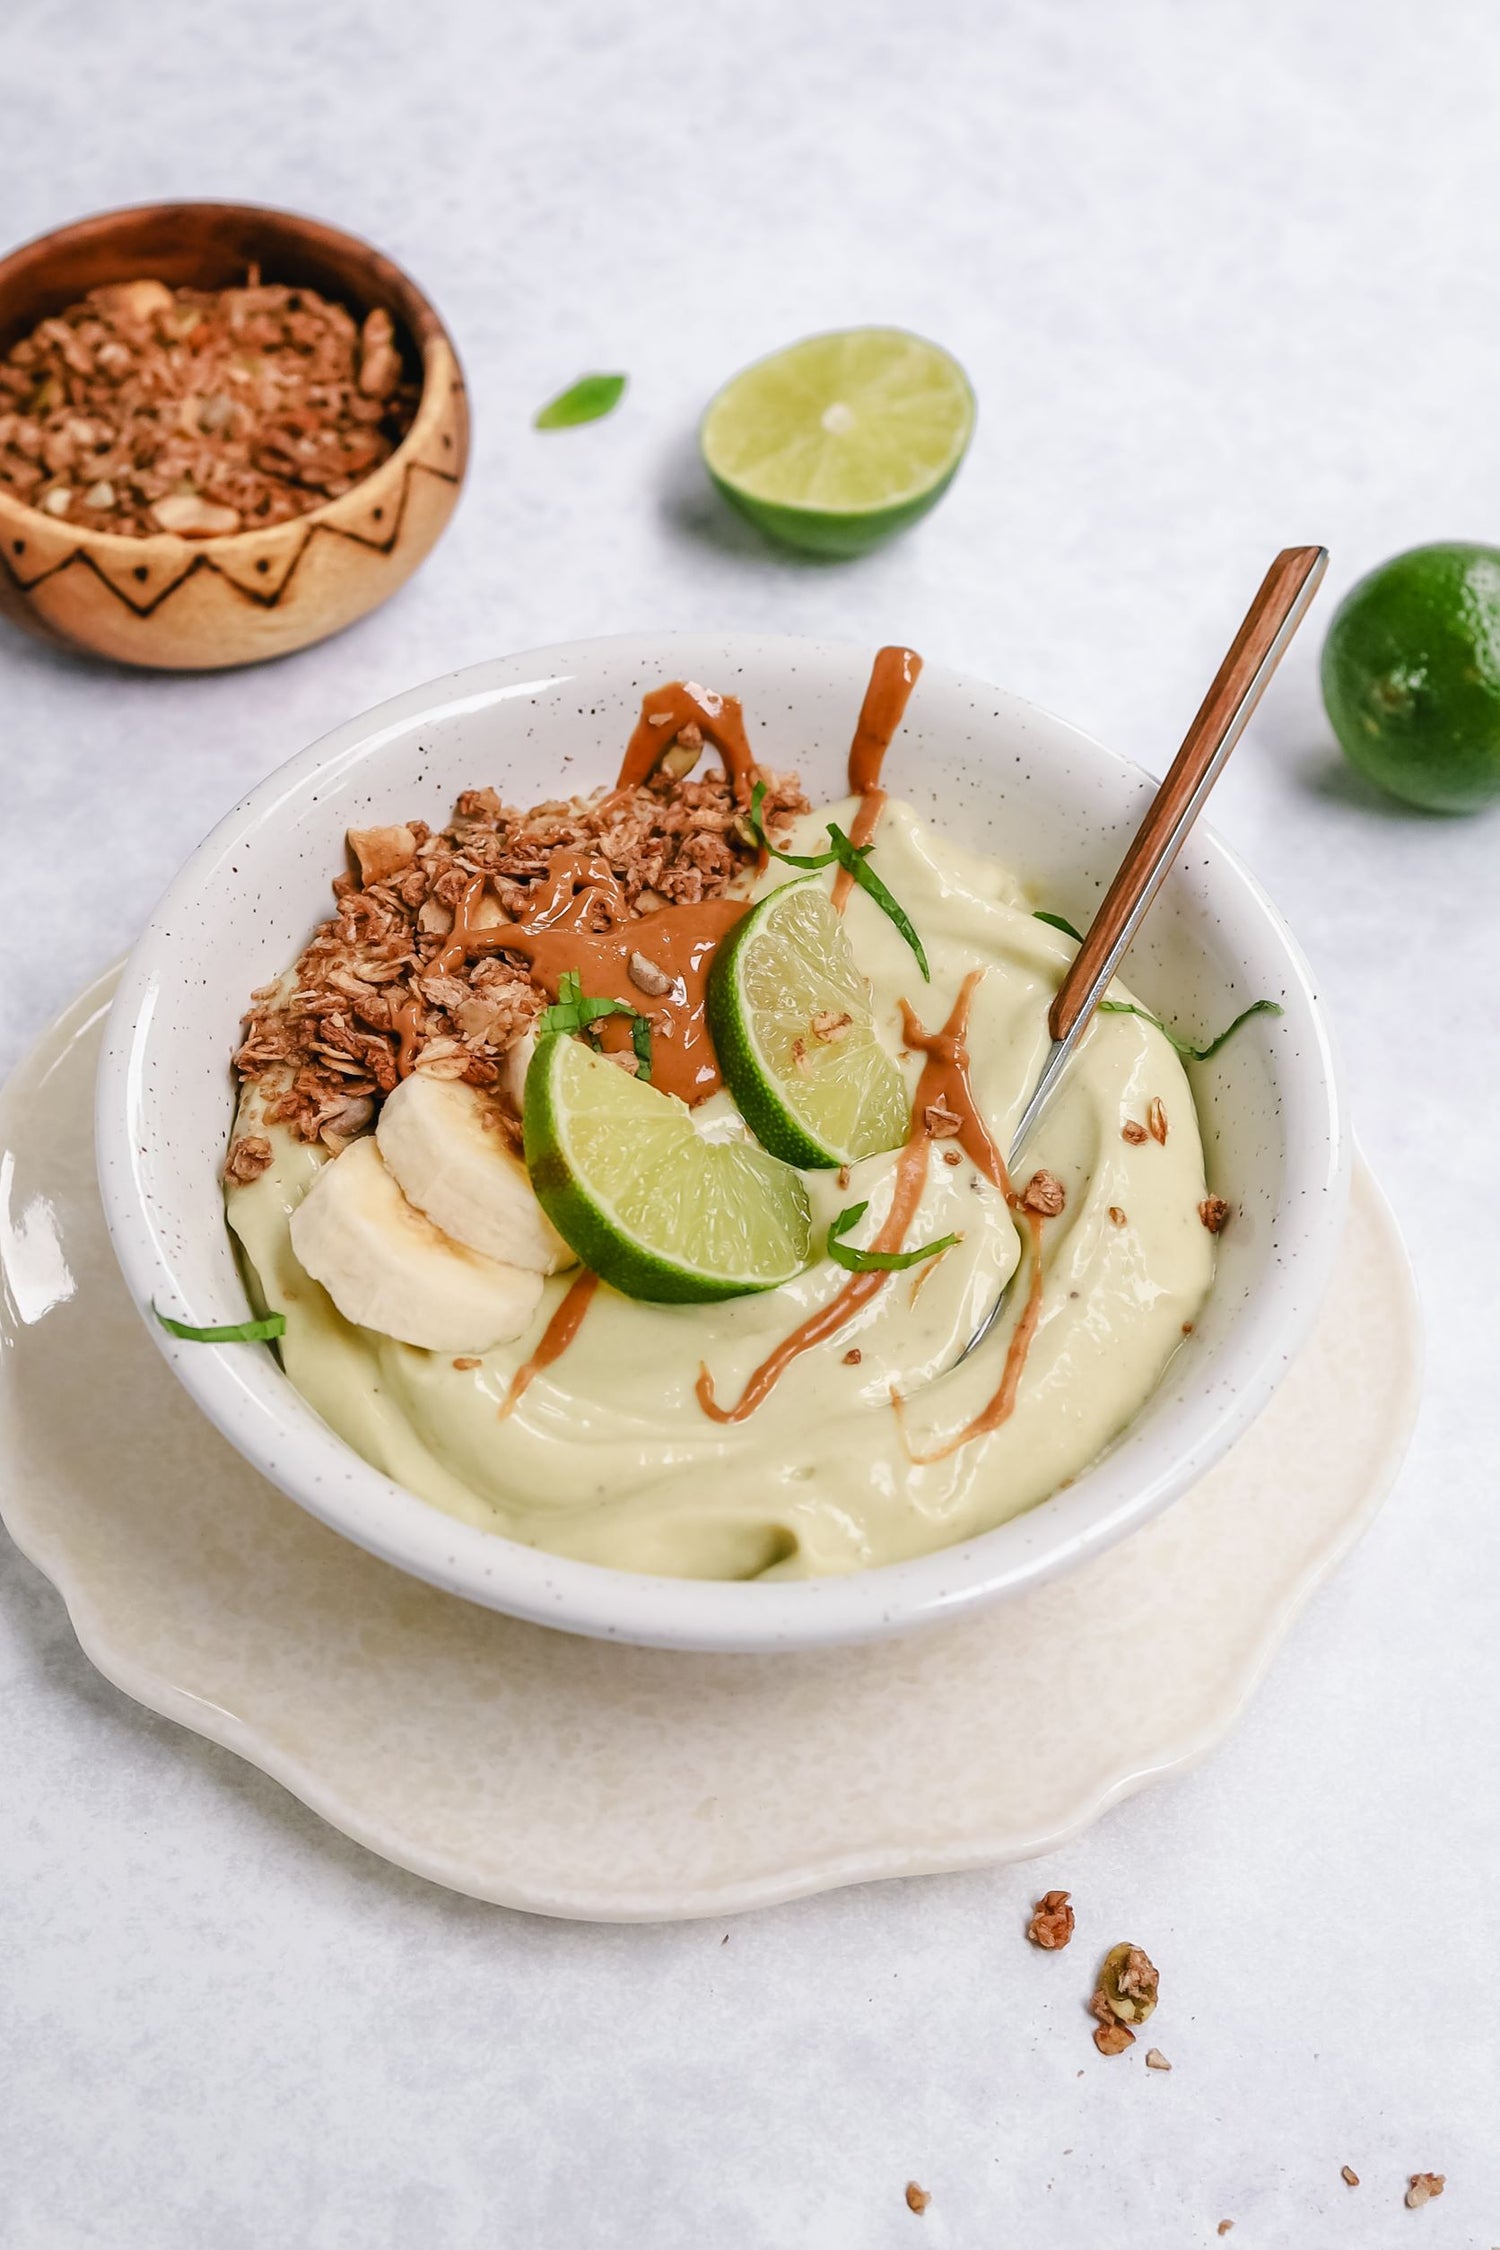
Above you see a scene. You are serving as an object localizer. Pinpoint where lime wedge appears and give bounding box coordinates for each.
[707,878,911,1168]
[523,1034,812,1302]
[700,327,975,558]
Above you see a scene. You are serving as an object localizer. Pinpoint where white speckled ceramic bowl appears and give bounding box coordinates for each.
[96,635,1347,1652]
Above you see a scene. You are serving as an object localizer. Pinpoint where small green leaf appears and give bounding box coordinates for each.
[1098,997,1283,1061]
[746,784,930,978]
[827,824,930,981]
[154,1304,286,1343]
[826,1202,959,1274]
[746,780,838,870]
[1034,909,1084,943]
[538,970,653,1073]
[538,970,638,1038]
[533,373,627,430]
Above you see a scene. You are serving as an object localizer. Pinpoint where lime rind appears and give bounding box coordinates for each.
[523,1034,811,1303]
[707,878,911,1169]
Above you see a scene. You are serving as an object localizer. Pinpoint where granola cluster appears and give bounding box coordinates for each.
[0,274,418,537]
[229,760,807,1175]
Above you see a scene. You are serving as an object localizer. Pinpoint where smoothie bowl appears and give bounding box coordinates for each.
[96,635,1347,1651]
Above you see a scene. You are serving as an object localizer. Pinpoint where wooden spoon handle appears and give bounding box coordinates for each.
[1049,544,1328,1043]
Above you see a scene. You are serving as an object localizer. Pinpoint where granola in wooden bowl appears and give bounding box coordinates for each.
[0,201,467,669]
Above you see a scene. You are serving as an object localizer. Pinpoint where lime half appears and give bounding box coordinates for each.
[707,878,910,1168]
[700,327,975,558]
[523,1034,811,1302]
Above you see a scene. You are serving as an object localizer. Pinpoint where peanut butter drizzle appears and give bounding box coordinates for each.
[696,970,990,1424]
[893,1213,1046,1465]
[615,681,761,804]
[428,857,745,1106]
[392,997,425,1077]
[497,1269,599,1420]
[832,645,923,910]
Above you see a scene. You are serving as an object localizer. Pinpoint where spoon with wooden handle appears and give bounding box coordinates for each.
[952,543,1328,1371]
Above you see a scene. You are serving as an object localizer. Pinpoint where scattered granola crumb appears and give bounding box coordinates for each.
[943,1148,962,1166]
[1217,2224,1234,2237]
[1405,2174,1445,2209]
[1108,1205,1126,1227]
[1019,1169,1066,1218]
[810,1008,853,1043]
[905,2182,930,2215]
[924,1098,963,1139]
[1147,1095,1168,1144]
[1341,2166,1360,2187]
[1026,1890,1075,1950]
[1144,2048,1171,2071]
[843,1348,862,1366]
[223,1133,273,1185]
[1122,1119,1149,1145]
[1092,2018,1135,2057]
[1199,1195,1231,1234]
[452,1356,481,1371]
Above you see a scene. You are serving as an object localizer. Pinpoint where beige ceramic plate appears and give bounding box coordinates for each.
[1,972,1420,1922]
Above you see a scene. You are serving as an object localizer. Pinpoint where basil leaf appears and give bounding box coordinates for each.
[537,973,639,1038]
[826,824,930,981]
[533,373,627,430]
[1034,909,1084,943]
[747,785,931,979]
[826,1202,959,1274]
[1098,997,1283,1061]
[154,1304,286,1343]
[538,969,653,1073]
[746,780,837,869]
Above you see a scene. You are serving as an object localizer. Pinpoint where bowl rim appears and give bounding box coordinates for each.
[96,633,1350,1653]
[0,196,462,558]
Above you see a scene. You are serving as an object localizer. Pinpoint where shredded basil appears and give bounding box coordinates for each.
[538,970,653,1080]
[747,782,930,981]
[533,373,627,430]
[826,1201,959,1274]
[1098,997,1283,1061]
[154,1305,286,1343]
[1031,915,1282,1059]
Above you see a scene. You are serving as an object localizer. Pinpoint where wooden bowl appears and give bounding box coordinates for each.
[0,201,469,670]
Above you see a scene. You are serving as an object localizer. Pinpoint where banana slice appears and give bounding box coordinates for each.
[289,1134,543,1353]
[376,1071,572,1273]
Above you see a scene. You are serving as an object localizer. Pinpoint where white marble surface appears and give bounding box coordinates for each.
[2,1,1497,2242]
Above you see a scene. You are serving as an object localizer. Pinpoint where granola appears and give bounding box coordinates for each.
[0,273,419,536]
[1026,1889,1075,1949]
[233,761,806,1151]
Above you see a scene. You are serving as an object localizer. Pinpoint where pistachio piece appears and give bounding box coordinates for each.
[1095,1942,1159,2025]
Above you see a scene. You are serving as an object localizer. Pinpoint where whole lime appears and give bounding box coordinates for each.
[1321,543,1500,812]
